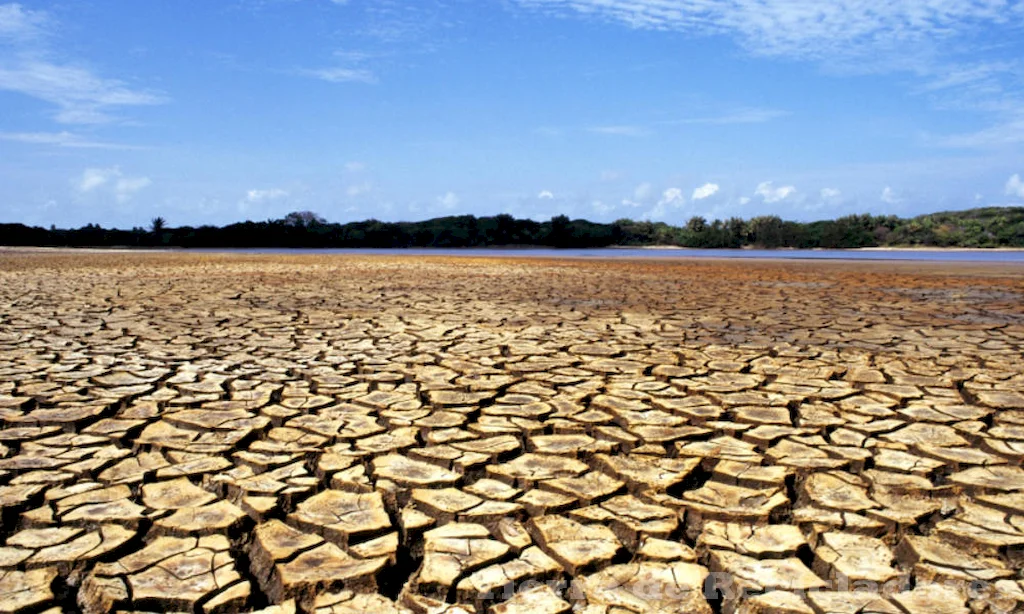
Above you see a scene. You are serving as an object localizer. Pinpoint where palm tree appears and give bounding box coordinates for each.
[150,217,166,233]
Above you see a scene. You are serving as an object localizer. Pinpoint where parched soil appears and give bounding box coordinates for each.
[1,251,1023,614]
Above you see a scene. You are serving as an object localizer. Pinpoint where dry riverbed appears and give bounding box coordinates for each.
[1,251,1023,614]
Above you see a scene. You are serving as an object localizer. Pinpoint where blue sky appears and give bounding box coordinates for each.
[2,0,1024,228]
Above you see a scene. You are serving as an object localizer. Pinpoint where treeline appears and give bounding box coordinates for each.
[2,207,1023,249]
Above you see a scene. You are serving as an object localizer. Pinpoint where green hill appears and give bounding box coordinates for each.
[883,207,1024,247]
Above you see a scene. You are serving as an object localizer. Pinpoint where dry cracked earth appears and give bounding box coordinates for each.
[1,251,1024,614]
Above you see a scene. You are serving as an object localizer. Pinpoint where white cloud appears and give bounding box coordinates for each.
[880,186,902,204]
[755,181,796,203]
[659,187,684,207]
[738,196,751,205]
[76,166,150,202]
[300,67,377,84]
[1006,174,1024,199]
[692,183,719,200]
[820,187,842,200]
[537,190,554,199]
[437,191,460,209]
[344,161,366,173]
[246,188,289,203]
[600,170,622,182]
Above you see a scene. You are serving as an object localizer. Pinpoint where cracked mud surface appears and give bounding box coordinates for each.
[1,251,1023,613]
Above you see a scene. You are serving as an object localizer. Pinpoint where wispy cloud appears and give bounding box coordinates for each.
[666,108,788,125]
[933,117,1024,149]
[0,131,142,149]
[0,3,45,42]
[587,125,648,137]
[918,61,1018,94]
[358,1,449,45]
[513,0,1013,64]
[515,0,1024,149]
[0,3,166,124]
[299,66,377,84]
[297,44,380,84]
[584,106,786,138]
[0,61,166,124]
[915,59,1024,137]
[292,1,458,87]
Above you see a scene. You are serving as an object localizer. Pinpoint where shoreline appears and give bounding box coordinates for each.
[3,246,1024,267]
[625,244,1024,252]
[857,246,1024,252]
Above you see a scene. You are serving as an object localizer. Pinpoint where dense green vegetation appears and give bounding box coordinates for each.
[2,207,1023,249]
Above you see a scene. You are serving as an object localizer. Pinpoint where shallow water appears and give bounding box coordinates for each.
[188,247,1024,262]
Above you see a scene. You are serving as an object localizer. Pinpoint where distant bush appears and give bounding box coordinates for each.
[2,207,1022,249]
